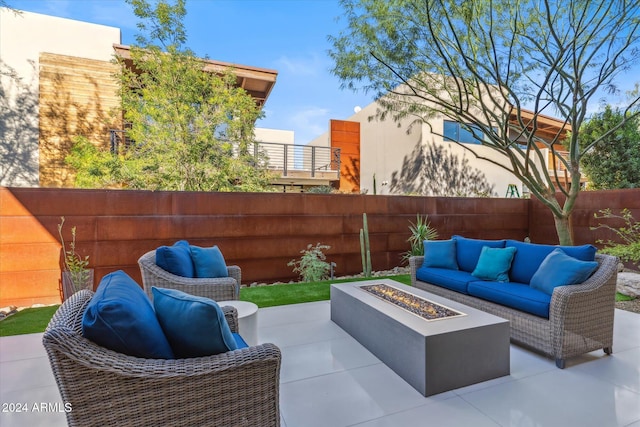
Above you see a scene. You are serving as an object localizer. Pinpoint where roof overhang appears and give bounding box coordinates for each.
[112,44,277,107]
[509,108,572,142]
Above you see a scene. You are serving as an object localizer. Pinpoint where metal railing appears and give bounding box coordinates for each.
[252,141,340,177]
[108,130,341,178]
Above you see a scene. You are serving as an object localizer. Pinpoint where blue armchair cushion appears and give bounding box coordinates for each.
[472,246,517,282]
[190,245,228,278]
[155,240,194,278]
[82,270,174,359]
[505,240,596,284]
[452,235,506,272]
[152,287,238,358]
[529,249,599,295]
[423,239,459,270]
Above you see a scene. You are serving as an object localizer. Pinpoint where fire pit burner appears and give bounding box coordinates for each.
[361,284,465,321]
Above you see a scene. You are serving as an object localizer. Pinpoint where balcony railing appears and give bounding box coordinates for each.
[108,130,341,181]
[253,141,340,179]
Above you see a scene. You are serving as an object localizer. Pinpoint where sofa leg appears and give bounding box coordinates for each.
[555,358,566,369]
[604,347,613,355]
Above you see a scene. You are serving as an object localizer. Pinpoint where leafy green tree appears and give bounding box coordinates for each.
[69,0,274,192]
[329,0,640,244]
[580,106,640,189]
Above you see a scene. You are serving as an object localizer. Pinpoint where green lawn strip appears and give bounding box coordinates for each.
[616,292,636,302]
[0,305,60,337]
[240,274,411,308]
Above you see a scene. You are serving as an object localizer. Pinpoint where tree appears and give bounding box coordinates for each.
[329,0,640,244]
[580,105,640,189]
[69,0,274,192]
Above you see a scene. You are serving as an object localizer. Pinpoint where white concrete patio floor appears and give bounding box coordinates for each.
[1,301,639,427]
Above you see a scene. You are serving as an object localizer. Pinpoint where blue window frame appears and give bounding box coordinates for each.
[443,120,484,144]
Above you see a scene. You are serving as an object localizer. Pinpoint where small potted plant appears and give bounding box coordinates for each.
[58,216,93,300]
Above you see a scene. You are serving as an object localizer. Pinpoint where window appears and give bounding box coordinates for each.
[443,120,485,144]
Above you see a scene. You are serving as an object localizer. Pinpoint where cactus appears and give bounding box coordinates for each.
[373,173,377,195]
[360,213,372,277]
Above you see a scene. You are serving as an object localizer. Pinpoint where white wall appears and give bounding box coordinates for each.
[0,8,121,186]
[316,98,523,197]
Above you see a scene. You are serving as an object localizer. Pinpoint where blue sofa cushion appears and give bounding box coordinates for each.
[232,333,249,349]
[190,245,228,278]
[423,239,459,270]
[530,249,599,295]
[452,235,506,272]
[82,270,174,359]
[152,287,238,358]
[155,240,194,278]
[472,246,517,282]
[468,280,552,318]
[505,240,596,284]
[416,266,475,294]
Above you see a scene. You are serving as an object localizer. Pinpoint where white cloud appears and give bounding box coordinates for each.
[274,53,326,77]
[288,106,331,144]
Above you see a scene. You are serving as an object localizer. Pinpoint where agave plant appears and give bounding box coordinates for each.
[402,214,438,264]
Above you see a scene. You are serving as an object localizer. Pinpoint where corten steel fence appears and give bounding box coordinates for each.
[1,187,638,307]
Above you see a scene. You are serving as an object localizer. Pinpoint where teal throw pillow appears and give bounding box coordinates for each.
[155,240,194,278]
[423,239,459,270]
[82,271,174,359]
[152,287,238,358]
[472,246,517,282]
[189,245,228,278]
[529,248,599,295]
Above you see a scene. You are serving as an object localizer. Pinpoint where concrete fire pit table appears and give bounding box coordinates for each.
[330,278,510,396]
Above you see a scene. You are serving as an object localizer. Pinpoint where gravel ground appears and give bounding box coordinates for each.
[616,298,640,314]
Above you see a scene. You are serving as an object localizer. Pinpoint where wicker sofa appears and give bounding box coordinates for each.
[138,249,241,301]
[43,290,281,427]
[410,239,618,369]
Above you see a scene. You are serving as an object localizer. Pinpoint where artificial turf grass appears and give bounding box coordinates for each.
[0,305,59,337]
[240,274,412,308]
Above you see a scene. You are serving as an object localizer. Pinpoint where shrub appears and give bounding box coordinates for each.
[401,214,438,264]
[592,208,640,268]
[288,243,332,282]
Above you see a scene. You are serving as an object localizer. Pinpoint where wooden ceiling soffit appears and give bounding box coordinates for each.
[112,44,277,106]
[508,108,572,141]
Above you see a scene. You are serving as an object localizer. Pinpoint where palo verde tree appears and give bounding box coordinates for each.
[70,0,273,191]
[329,0,640,244]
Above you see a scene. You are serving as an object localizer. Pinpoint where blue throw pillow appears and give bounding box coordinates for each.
[452,236,506,272]
[472,246,517,282]
[423,239,459,270]
[505,240,596,284]
[190,245,228,278]
[155,240,194,278]
[152,287,238,358]
[529,249,599,295]
[82,271,174,359]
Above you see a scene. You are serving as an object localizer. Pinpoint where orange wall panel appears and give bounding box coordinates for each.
[330,119,361,193]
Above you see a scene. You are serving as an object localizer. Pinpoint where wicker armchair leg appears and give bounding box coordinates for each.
[555,358,566,369]
[604,347,613,355]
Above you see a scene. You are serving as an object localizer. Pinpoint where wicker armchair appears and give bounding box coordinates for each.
[138,250,241,301]
[43,290,281,427]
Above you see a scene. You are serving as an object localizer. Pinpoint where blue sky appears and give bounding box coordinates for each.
[13,0,374,144]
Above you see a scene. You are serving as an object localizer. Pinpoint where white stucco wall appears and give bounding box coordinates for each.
[0,8,121,186]
[310,97,523,197]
